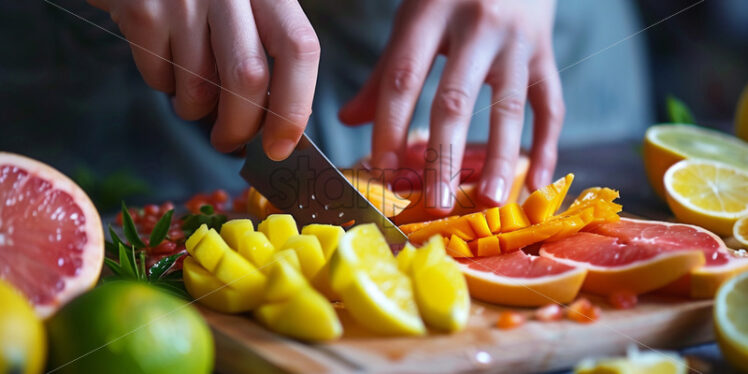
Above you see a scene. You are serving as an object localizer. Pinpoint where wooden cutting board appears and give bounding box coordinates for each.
[201,294,714,373]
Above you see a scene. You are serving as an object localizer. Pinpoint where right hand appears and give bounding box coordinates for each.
[88,0,321,160]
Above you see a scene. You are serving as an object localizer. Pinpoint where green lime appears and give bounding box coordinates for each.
[46,281,213,374]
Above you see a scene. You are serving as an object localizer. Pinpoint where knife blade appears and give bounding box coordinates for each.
[240,133,408,245]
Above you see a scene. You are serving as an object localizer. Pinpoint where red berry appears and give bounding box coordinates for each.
[496,311,525,329]
[115,212,123,226]
[144,204,160,217]
[608,290,638,310]
[140,215,158,233]
[168,229,185,241]
[160,201,175,213]
[127,208,140,223]
[211,189,229,204]
[534,304,563,322]
[185,194,210,213]
[151,240,177,255]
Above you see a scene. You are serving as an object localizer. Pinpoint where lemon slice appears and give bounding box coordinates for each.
[733,216,748,248]
[574,346,687,374]
[331,224,425,336]
[664,159,748,236]
[714,271,748,372]
[643,124,748,198]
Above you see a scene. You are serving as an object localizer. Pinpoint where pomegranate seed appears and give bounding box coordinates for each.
[168,229,185,241]
[160,201,175,213]
[150,240,177,255]
[140,215,158,233]
[567,298,601,324]
[186,194,210,213]
[534,304,563,322]
[128,208,140,223]
[115,212,123,226]
[144,204,160,217]
[211,189,229,203]
[608,291,638,310]
[496,311,525,329]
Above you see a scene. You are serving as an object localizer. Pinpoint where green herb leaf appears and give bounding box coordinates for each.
[148,252,184,281]
[200,204,214,215]
[104,257,122,276]
[118,243,138,278]
[152,281,191,300]
[121,202,146,249]
[149,209,174,247]
[666,95,696,124]
[139,251,147,281]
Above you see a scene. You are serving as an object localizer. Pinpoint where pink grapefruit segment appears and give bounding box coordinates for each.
[0,153,104,318]
[588,218,748,298]
[456,251,587,306]
[539,232,705,295]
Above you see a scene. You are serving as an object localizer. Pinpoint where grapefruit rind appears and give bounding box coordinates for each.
[0,152,104,319]
[456,260,587,307]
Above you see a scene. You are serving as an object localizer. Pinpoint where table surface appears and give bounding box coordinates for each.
[552,140,736,374]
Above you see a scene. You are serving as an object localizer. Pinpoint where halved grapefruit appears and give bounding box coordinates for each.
[539,232,705,295]
[456,251,587,306]
[589,218,748,298]
[0,152,104,318]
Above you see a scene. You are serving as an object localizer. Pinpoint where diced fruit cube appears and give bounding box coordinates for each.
[463,212,492,238]
[258,214,299,249]
[264,259,308,303]
[522,173,574,224]
[499,220,565,252]
[235,231,275,268]
[213,250,266,302]
[446,235,473,258]
[469,235,501,257]
[301,224,345,260]
[183,256,257,313]
[255,288,342,341]
[499,203,531,232]
[220,219,255,248]
[185,224,210,253]
[310,262,339,301]
[408,216,475,244]
[267,249,302,274]
[188,228,231,272]
[280,235,326,280]
[484,207,501,233]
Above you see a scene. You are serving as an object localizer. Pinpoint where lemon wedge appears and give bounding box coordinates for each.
[331,224,425,336]
[575,346,687,374]
[715,271,748,372]
[664,159,748,236]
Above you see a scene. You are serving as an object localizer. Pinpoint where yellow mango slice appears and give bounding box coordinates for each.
[258,214,299,249]
[522,173,575,224]
[310,262,339,301]
[255,287,342,341]
[234,231,275,268]
[301,224,345,260]
[463,212,492,238]
[219,219,255,247]
[484,207,501,233]
[266,249,302,274]
[213,250,266,304]
[185,224,210,253]
[189,228,231,272]
[468,235,501,257]
[183,256,255,313]
[499,219,566,252]
[446,235,473,258]
[499,203,531,232]
[281,235,326,280]
[264,259,308,303]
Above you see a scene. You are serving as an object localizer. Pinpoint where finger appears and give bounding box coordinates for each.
[369,6,443,173]
[477,42,531,206]
[171,2,219,121]
[526,51,565,190]
[208,0,270,153]
[338,53,385,126]
[253,0,321,161]
[425,37,495,215]
[111,2,174,93]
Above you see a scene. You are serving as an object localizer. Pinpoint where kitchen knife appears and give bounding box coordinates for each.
[240,133,408,245]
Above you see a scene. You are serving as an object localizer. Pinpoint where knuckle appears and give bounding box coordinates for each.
[546,99,566,125]
[492,95,525,119]
[386,59,421,94]
[471,1,502,24]
[183,75,218,106]
[282,104,313,125]
[117,0,159,27]
[232,57,269,91]
[434,87,471,118]
[286,26,321,59]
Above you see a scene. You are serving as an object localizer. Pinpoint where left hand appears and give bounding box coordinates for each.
[339,0,564,214]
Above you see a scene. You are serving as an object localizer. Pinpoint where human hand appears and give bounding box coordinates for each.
[339,0,564,214]
[89,0,321,160]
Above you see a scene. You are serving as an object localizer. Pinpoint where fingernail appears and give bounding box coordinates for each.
[438,181,454,210]
[268,139,296,161]
[480,177,506,204]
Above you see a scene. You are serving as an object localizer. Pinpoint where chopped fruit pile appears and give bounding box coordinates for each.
[574,346,687,374]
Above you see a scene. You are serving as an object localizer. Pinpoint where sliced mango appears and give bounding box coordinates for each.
[499,203,531,232]
[301,224,345,260]
[484,207,501,233]
[212,250,267,304]
[446,234,473,258]
[220,219,255,246]
[468,235,501,257]
[408,216,475,244]
[281,235,326,280]
[267,249,302,275]
[264,258,308,303]
[183,256,257,313]
[185,223,210,253]
[463,212,492,238]
[234,231,275,268]
[188,228,231,272]
[522,173,574,224]
[255,288,342,341]
[499,219,566,252]
[258,214,299,249]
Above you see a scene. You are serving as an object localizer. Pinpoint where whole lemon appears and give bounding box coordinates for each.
[0,280,46,374]
[46,281,214,374]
